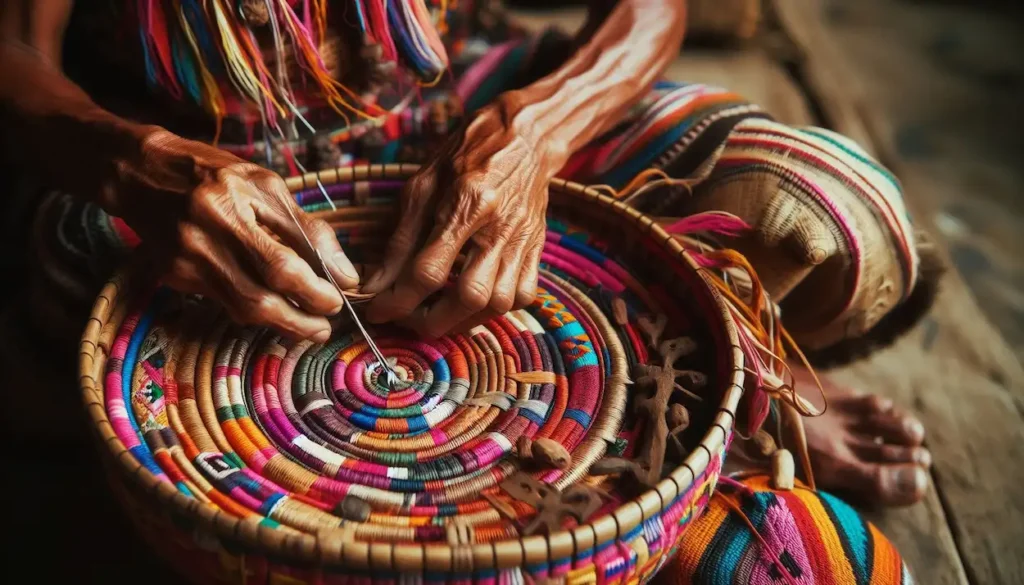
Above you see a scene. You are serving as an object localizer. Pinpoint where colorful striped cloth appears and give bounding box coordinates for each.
[656,475,914,585]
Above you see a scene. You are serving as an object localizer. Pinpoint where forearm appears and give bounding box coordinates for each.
[0,40,150,206]
[503,0,686,163]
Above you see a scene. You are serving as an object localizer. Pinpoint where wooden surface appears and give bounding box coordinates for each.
[769,2,1024,584]
[1,3,1018,583]
[512,3,1024,583]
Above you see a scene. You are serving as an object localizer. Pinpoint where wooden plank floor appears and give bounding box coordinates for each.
[768,2,1024,583]
[513,3,1024,583]
[1,4,1017,583]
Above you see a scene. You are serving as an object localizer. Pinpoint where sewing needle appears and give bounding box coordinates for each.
[276,188,398,389]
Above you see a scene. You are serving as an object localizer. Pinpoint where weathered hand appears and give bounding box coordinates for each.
[362,96,561,337]
[105,128,359,342]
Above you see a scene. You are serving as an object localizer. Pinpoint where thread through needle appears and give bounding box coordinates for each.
[276,187,398,389]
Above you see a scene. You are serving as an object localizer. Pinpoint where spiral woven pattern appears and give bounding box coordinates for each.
[81,166,743,582]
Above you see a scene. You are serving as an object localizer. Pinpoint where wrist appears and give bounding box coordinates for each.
[92,121,168,213]
[496,90,571,172]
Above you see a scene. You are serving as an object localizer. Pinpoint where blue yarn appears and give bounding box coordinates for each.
[181,0,226,77]
[820,490,872,584]
[122,302,166,477]
[139,27,159,89]
[172,33,202,103]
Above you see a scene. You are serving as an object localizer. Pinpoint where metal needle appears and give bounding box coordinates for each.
[277,188,398,388]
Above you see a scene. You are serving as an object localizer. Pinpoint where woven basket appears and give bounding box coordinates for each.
[79,165,744,584]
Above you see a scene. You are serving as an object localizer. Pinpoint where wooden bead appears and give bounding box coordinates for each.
[668,403,690,431]
[589,457,639,477]
[532,438,571,470]
[771,448,795,490]
[752,429,777,457]
[239,0,270,26]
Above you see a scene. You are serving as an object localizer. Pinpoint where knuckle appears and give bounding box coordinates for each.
[306,217,334,239]
[174,223,203,255]
[249,293,280,322]
[489,291,515,314]
[413,260,448,292]
[458,279,491,312]
[407,172,436,195]
[513,287,537,310]
[263,251,303,291]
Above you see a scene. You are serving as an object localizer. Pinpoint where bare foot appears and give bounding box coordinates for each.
[797,366,931,507]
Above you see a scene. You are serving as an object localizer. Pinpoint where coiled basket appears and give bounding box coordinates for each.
[79,165,744,585]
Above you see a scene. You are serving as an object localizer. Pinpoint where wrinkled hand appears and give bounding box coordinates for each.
[106,129,358,342]
[362,97,560,337]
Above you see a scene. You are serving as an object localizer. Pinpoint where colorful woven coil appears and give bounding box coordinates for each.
[80,165,745,584]
[657,475,914,585]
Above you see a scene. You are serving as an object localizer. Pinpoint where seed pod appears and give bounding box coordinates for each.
[532,438,571,469]
[752,429,777,457]
[771,448,795,490]
[334,495,371,522]
[636,314,667,348]
[668,403,690,432]
[589,457,642,477]
[239,0,270,26]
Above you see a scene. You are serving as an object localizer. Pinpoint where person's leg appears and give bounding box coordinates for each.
[557,80,937,507]
[794,366,930,507]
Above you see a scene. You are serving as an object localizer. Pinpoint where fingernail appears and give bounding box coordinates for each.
[313,328,331,344]
[906,418,925,441]
[362,269,384,293]
[914,448,932,467]
[333,252,359,283]
[895,466,927,494]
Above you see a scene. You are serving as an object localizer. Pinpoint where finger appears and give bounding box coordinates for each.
[362,169,439,293]
[165,226,332,342]
[415,239,507,338]
[490,226,540,315]
[228,215,345,316]
[366,205,478,324]
[190,177,344,316]
[201,247,332,343]
[513,228,545,310]
[256,201,360,290]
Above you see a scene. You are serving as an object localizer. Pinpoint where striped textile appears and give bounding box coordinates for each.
[657,475,914,585]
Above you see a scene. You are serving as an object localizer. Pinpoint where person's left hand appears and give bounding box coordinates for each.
[362,94,562,337]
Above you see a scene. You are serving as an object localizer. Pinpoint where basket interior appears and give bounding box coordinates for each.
[79,167,742,572]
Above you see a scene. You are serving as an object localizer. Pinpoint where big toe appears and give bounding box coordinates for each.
[856,463,929,507]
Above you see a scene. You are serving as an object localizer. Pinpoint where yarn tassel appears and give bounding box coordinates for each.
[663,214,828,431]
[177,2,226,143]
[139,0,183,98]
[664,211,752,240]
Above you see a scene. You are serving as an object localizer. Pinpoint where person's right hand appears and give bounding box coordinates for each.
[101,127,359,343]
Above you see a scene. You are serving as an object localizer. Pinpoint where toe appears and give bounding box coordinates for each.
[846,393,895,414]
[853,441,932,467]
[858,408,926,446]
[868,463,930,507]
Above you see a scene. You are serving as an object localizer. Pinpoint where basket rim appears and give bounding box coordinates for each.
[78,164,745,572]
